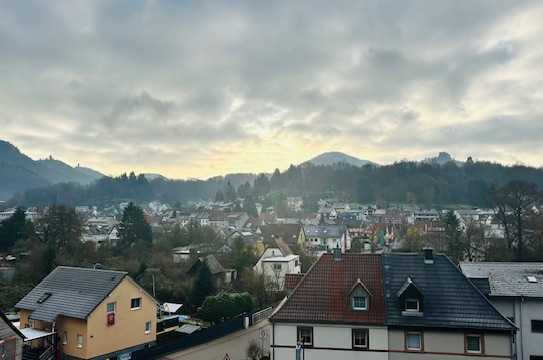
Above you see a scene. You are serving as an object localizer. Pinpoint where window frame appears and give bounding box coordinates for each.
[352,328,369,350]
[405,331,423,352]
[296,326,313,348]
[352,294,368,311]
[465,333,484,354]
[130,297,142,310]
[404,298,420,312]
[62,331,68,345]
[107,301,116,313]
[145,321,152,334]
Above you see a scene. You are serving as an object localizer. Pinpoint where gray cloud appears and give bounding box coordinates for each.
[0,0,542,177]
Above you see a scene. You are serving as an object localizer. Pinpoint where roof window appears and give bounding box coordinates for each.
[527,276,538,283]
[37,292,52,304]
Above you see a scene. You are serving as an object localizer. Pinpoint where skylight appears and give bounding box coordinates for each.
[527,276,538,283]
[37,292,52,304]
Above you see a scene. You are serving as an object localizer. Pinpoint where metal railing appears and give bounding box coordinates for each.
[251,306,273,325]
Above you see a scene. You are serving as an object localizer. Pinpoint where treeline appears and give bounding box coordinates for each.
[10,159,543,207]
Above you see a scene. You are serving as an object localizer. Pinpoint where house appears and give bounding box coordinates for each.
[16,266,158,360]
[253,241,301,291]
[286,197,303,212]
[303,224,350,255]
[1,310,24,360]
[187,255,236,288]
[460,262,543,360]
[257,224,305,249]
[270,250,515,360]
[384,251,514,359]
[270,251,389,359]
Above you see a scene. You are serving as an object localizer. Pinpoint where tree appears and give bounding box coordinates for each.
[243,195,259,217]
[0,207,30,252]
[403,226,423,252]
[191,262,216,307]
[118,203,152,249]
[199,292,255,323]
[492,181,540,260]
[230,237,257,274]
[442,211,465,263]
[224,181,237,202]
[215,189,225,202]
[38,205,82,257]
[253,174,270,197]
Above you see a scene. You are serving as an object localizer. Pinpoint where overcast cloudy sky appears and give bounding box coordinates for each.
[1,1,542,178]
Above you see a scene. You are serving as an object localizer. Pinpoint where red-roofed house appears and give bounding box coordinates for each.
[270,251,388,359]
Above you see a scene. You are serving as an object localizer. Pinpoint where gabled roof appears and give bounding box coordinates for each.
[188,255,234,275]
[284,273,304,291]
[271,254,385,325]
[384,254,514,331]
[15,266,127,322]
[460,262,543,298]
[396,276,422,299]
[259,224,302,246]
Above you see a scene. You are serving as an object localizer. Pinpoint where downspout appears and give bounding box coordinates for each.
[272,322,275,360]
[519,296,524,360]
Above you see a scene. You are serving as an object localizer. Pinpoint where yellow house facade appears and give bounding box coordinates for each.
[16,266,157,360]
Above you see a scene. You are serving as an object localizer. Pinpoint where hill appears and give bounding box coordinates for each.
[304,151,376,167]
[0,140,104,199]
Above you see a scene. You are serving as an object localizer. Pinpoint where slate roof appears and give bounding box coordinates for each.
[15,266,127,322]
[303,224,346,239]
[259,224,302,246]
[271,254,385,324]
[460,262,543,298]
[384,254,514,331]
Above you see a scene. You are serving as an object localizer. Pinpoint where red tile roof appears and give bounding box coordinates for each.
[284,273,304,290]
[271,253,385,325]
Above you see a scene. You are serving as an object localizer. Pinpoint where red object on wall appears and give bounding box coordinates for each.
[107,312,115,326]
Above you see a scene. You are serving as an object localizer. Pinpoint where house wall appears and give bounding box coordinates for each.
[388,329,511,360]
[84,277,157,359]
[55,316,88,359]
[491,297,543,360]
[261,257,301,290]
[272,322,388,360]
[0,317,23,360]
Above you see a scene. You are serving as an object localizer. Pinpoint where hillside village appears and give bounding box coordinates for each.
[1,175,543,359]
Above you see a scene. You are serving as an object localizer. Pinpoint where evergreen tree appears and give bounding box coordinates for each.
[118,203,153,249]
[224,181,237,202]
[243,195,258,217]
[253,174,271,197]
[215,189,225,202]
[0,207,29,251]
[39,205,82,256]
[192,262,216,306]
[443,211,465,263]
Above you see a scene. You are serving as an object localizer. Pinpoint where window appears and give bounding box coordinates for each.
[297,326,313,347]
[273,264,282,271]
[406,332,422,351]
[352,328,369,349]
[62,331,68,345]
[465,334,482,354]
[405,299,419,312]
[527,276,538,283]
[145,321,152,334]
[131,297,142,310]
[76,334,83,349]
[37,292,52,304]
[107,302,116,313]
[532,320,543,333]
[351,287,368,310]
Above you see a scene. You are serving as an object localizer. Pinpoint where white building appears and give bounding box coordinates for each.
[254,248,301,291]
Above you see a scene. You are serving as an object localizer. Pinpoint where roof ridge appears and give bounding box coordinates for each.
[56,265,128,274]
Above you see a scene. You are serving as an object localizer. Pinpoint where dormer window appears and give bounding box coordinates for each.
[405,298,420,312]
[349,278,371,311]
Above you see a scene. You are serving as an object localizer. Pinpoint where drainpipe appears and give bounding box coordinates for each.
[519,296,524,360]
[272,322,275,360]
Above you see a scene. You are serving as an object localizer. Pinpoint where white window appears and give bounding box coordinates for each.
[465,334,482,353]
[62,331,68,345]
[352,328,368,349]
[297,327,313,347]
[351,287,368,310]
[76,334,83,349]
[405,299,419,312]
[145,321,152,334]
[273,264,282,271]
[406,332,422,351]
[107,302,116,313]
[131,297,142,310]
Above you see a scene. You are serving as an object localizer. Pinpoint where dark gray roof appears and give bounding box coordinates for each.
[460,262,543,298]
[303,224,346,238]
[15,266,126,322]
[384,254,514,331]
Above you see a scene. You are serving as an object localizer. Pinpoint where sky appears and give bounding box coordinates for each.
[1,1,543,179]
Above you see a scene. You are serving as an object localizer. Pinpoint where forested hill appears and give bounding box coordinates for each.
[9,159,543,207]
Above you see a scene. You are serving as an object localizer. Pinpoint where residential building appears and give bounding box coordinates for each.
[286,197,303,212]
[254,243,301,291]
[270,250,515,360]
[16,266,158,360]
[187,255,236,288]
[270,252,389,359]
[257,224,305,249]
[0,311,23,360]
[303,224,350,255]
[461,262,543,360]
[385,252,514,360]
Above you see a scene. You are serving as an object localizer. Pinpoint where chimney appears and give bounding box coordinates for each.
[423,247,434,264]
[333,243,342,261]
